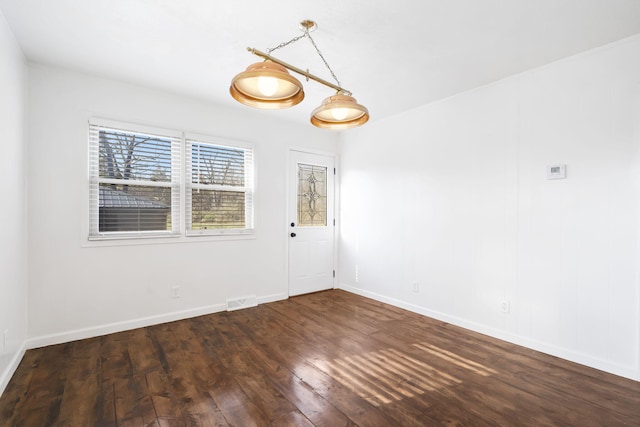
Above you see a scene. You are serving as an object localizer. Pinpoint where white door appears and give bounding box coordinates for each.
[288,150,335,296]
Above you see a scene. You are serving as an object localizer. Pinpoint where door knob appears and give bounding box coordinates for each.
[291,222,295,227]
[290,232,297,237]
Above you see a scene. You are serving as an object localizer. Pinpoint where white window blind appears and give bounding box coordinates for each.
[89,121,181,239]
[186,136,254,235]
[88,120,255,241]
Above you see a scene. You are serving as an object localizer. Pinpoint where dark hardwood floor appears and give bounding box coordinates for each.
[0,290,638,426]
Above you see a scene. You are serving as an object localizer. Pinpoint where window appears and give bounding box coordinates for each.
[88,120,254,240]
[187,137,254,235]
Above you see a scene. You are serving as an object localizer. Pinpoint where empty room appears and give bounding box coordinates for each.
[0,1,639,425]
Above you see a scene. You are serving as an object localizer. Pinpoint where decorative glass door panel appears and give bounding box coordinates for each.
[297,164,327,227]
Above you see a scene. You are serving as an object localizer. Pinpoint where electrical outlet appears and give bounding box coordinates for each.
[500,300,510,313]
[412,281,420,293]
[171,285,181,299]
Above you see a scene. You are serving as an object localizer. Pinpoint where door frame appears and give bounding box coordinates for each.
[286,147,338,297]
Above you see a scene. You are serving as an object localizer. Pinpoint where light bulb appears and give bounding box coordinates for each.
[331,107,349,121]
[257,76,278,97]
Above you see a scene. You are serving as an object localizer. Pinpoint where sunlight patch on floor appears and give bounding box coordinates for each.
[314,343,497,406]
[412,343,498,376]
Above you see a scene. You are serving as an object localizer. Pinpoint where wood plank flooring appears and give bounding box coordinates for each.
[1,290,638,426]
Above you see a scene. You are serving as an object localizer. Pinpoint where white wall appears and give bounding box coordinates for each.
[339,35,640,381]
[27,64,338,346]
[0,10,28,395]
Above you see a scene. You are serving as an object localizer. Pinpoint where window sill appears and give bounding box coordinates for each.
[82,231,256,248]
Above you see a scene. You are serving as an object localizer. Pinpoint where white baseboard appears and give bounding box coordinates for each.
[27,303,227,349]
[257,292,288,305]
[339,283,640,382]
[0,342,27,398]
[26,292,291,350]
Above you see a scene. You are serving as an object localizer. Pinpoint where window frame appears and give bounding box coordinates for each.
[185,133,255,236]
[87,119,255,243]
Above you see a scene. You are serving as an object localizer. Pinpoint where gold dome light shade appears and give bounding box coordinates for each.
[230,61,304,109]
[310,94,370,129]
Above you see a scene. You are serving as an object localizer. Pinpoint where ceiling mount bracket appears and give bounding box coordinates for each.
[299,20,317,33]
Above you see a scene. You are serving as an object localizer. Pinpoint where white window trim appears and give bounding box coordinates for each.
[185,133,255,237]
[86,119,256,245]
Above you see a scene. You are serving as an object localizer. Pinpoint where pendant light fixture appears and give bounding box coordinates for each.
[229,20,369,129]
[230,59,304,109]
[310,94,370,129]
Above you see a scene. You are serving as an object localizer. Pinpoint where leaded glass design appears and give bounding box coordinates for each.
[297,164,327,227]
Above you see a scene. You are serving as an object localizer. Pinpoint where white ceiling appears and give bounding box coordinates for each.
[2,0,640,126]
